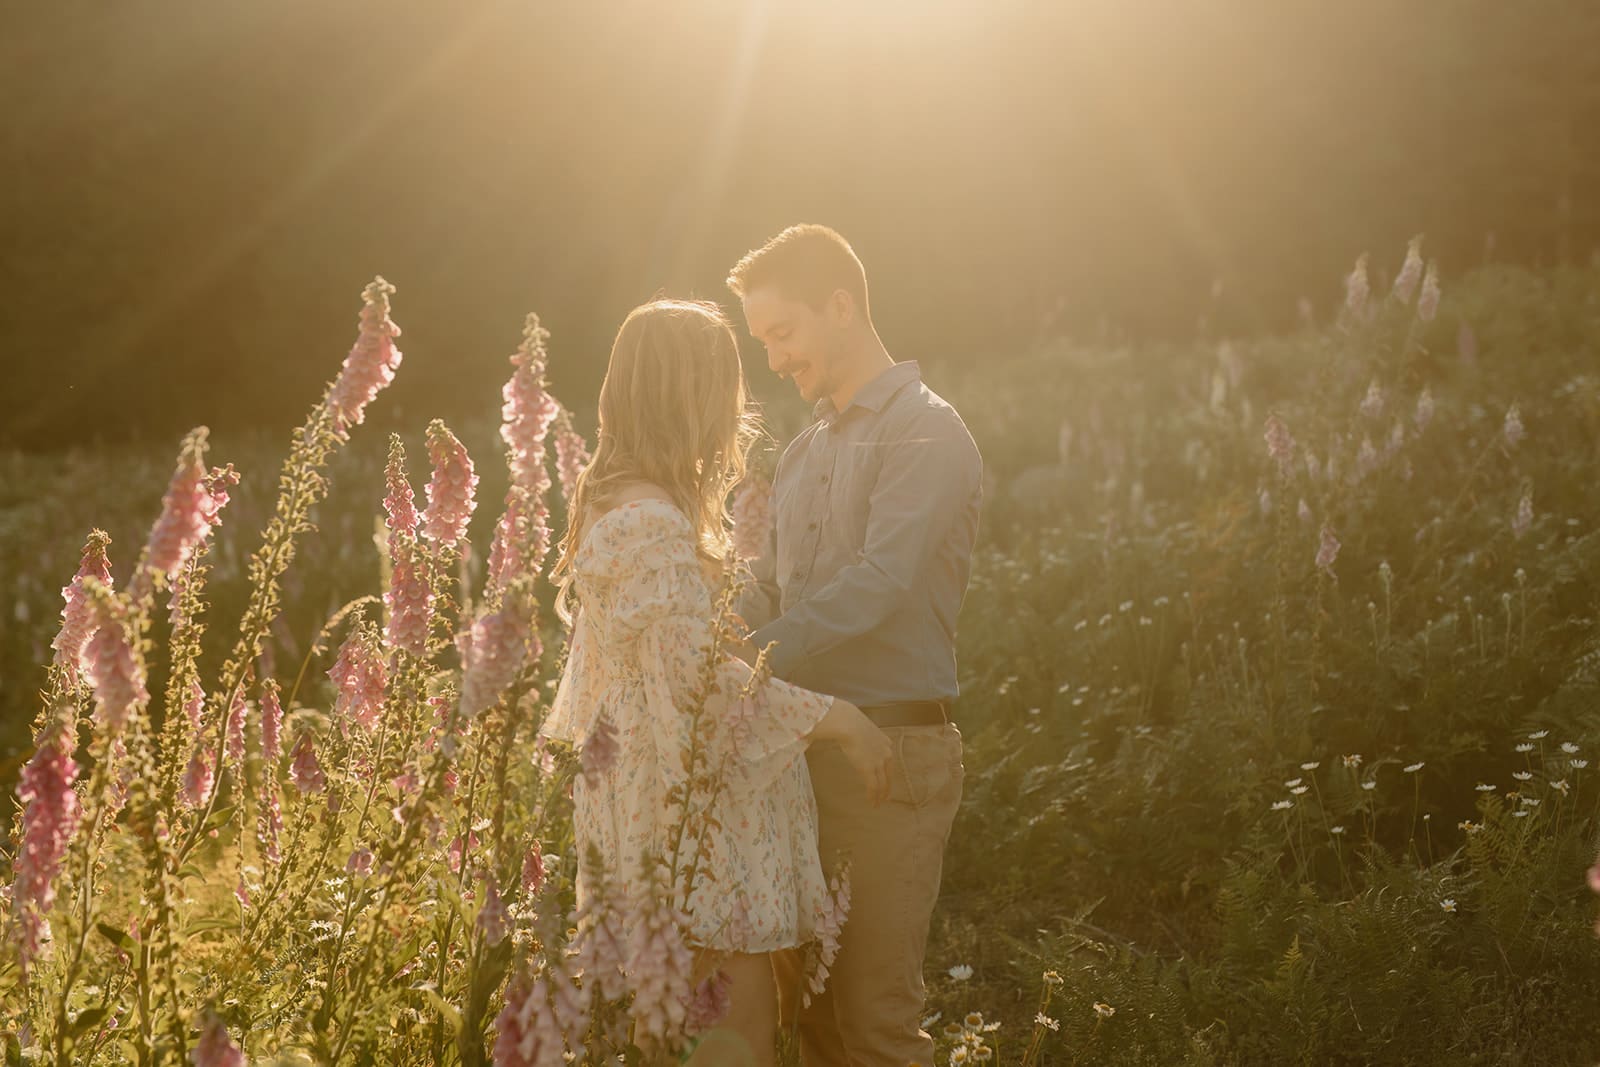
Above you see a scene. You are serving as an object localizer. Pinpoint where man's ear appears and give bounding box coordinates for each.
[828,288,856,328]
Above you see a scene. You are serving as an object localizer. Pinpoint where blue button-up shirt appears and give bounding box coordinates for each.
[741,360,983,707]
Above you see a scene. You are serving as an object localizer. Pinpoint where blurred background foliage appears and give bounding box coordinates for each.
[3,0,1599,451]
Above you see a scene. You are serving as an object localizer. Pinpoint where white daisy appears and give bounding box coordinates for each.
[948,964,974,981]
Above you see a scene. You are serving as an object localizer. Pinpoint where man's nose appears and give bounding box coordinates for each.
[766,347,785,374]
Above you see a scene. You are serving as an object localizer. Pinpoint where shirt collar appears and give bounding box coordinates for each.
[812,360,922,424]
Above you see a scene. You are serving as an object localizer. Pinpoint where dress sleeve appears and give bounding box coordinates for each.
[538,607,601,746]
[609,504,834,796]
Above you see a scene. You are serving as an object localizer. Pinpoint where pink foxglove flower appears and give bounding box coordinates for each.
[1356,437,1378,480]
[346,847,374,878]
[259,679,284,764]
[1263,415,1295,478]
[1297,498,1313,525]
[448,832,478,875]
[1414,388,1434,434]
[529,497,553,574]
[457,593,531,718]
[1587,855,1600,894]
[478,876,509,945]
[191,1014,246,1067]
[289,733,326,794]
[731,475,775,560]
[501,314,562,496]
[1315,523,1341,574]
[581,715,619,788]
[1359,380,1385,420]
[1512,489,1534,539]
[573,855,630,1002]
[1457,321,1477,364]
[805,862,852,1007]
[51,530,112,686]
[1416,260,1441,323]
[493,971,568,1067]
[522,841,545,896]
[555,423,590,505]
[384,434,419,539]
[1258,488,1272,517]
[326,277,402,438]
[684,968,733,1035]
[143,430,212,586]
[1343,253,1370,321]
[329,628,386,731]
[10,717,81,977]
[183,679,205,734]
[421,419,478,547]
[1392,234,1424,304]
[1386,420,1406,458]
[384,534,434,657]
[624,862,694,1045]
[1503,404,1525,449]
[486,488,530,599]
[181,745,215,809]
[85,603,148,732]
[225,686,249,768]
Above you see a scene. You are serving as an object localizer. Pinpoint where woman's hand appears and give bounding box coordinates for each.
[803,697,895,804]
[838,715,895,806]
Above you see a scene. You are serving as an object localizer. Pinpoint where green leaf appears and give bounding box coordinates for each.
[68,1007,109,1038]
[202,805,236,833]
[95,921,137,954]
[183,917,239,937]
[416,984,462,1037]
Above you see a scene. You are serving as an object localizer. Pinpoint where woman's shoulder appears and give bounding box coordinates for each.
[576,491,695,570]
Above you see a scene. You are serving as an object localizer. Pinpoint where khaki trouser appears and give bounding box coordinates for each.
[773,722,965,1067]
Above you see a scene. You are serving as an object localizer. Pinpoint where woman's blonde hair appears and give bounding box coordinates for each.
[551,298,760,621]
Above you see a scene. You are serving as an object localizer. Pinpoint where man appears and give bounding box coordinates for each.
[726,224,983,1067]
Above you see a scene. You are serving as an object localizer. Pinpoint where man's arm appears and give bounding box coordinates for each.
[735,503,781,634]
[751,410,981,677]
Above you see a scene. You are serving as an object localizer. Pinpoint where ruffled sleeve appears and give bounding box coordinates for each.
[538,606,601,746]
[578,500,833,794]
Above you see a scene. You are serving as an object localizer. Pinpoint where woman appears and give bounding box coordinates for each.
[541,298,894,1063]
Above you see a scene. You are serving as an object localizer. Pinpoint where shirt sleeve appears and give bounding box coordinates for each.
[607,506,834,795]
[750,409,982,678]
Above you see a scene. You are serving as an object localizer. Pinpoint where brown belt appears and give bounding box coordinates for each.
[858,700,950,728]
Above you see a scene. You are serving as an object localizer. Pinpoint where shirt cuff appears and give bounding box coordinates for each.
[750,617,805,678]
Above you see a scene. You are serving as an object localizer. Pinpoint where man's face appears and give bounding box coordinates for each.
[741,285,846,405]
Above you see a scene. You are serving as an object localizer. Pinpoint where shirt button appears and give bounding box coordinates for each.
[819,474,829,484]
[791,567,805,580]
[807,521,818,531]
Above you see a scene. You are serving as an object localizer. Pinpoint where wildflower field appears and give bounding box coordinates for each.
[3,247,1599,1065]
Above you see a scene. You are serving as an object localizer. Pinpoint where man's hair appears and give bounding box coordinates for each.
[726,223,871,321]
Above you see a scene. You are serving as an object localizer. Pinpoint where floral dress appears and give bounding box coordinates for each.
[539,498,835,953]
